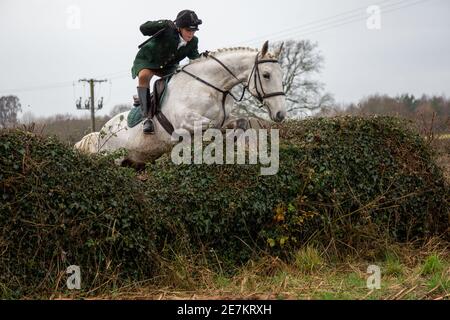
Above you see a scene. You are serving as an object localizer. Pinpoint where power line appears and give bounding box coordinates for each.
[233,0,399,46]
[248,0,434,45]
[0,70,130,95]
[94,70,130,79]
[83,0,438,81]
[0,80,75,94]
[0,0,440,93]
[239,0,435,46]
[279,0,434,42]
[109,72,131,80]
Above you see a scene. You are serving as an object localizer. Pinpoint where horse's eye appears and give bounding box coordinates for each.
[263,73,270,79]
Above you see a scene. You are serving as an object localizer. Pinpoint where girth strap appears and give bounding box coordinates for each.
[156,112,175,136]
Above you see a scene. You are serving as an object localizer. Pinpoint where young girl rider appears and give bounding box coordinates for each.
[131,10,202,134]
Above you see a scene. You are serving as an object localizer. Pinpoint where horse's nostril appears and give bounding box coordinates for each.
[276,111,285,122]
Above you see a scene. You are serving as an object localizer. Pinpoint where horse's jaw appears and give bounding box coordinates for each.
[264,96,287,122]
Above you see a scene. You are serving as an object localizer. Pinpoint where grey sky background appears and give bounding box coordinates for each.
[0,0,449,118]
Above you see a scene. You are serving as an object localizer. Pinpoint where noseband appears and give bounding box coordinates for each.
[180,50,285,126]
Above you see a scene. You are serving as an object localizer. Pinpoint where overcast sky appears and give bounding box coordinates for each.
[1,0,449,118]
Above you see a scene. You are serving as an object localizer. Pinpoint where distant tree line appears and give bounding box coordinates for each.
[320,94,450,134]
[10,102,132,145]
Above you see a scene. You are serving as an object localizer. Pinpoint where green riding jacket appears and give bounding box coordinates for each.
[131,19,200,79]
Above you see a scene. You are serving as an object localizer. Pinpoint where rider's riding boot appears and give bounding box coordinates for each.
[137,87,155,134]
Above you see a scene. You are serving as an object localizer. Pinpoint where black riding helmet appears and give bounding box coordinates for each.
[175,10,202,31]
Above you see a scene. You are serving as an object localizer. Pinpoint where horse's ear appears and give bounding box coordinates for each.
[275,42,284,59]
[260,40,269,58]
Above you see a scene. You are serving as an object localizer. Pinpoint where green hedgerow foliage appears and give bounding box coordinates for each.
[0,130,177,298]
[0,116,448,297]
[144,116,448,264]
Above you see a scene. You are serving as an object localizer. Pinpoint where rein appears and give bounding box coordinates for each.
[180,50,285,127]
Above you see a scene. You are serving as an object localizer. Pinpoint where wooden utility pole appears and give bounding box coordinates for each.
[77,78,107,132]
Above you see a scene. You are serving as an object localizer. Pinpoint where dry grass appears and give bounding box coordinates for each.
[48,238,449,301]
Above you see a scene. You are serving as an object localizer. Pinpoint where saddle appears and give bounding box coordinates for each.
[127,76,174,134]
[149,77,167,119]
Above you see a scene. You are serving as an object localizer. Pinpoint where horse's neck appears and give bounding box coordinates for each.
[186,51,257,90]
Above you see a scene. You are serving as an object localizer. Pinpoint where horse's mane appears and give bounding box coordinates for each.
[187,46,276,66]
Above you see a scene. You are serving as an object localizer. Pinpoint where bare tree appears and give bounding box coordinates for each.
[0,95,22,128]
[20,111,37,124]
[232,40,334,119]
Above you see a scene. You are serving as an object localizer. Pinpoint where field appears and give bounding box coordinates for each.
[1,116,449,300]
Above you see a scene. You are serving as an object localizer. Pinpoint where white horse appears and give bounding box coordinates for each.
[75,41,286,167]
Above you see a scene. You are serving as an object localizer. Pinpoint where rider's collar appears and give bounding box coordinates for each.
[177,34,188,50]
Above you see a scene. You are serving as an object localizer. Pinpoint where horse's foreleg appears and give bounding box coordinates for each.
[115,156,146,171]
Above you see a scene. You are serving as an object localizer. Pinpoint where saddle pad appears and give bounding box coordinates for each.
[127,107,144,128]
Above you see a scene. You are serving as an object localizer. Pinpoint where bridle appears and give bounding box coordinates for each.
[180,51,285,127]
[247,54,286,103]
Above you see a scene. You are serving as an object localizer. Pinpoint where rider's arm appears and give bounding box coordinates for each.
[187,37,201,60]
[139,19,171,36]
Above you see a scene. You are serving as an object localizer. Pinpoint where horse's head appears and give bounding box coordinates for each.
[247,41,286,122]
